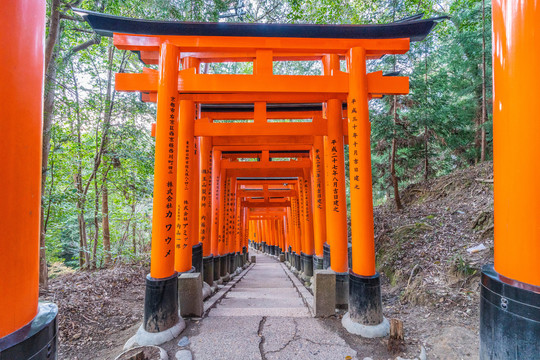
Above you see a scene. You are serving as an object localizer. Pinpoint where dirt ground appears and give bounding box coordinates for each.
[39,262,148,359]
[40,162,493,359]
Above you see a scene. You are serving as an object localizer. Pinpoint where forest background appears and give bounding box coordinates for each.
[40,0,491,287]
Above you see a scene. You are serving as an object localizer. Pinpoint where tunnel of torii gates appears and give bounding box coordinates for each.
[2,2,540,359]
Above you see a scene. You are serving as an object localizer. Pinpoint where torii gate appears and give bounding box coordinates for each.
[73,8,436,340]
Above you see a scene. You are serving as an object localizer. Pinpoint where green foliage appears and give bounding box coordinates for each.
[43,0,494,269]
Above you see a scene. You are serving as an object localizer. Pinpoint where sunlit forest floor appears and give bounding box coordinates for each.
[40,162,493,359]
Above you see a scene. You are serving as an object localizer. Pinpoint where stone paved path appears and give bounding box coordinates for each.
[189,253,358,360]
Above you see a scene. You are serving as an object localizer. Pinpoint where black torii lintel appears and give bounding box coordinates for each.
[73,8,445,42]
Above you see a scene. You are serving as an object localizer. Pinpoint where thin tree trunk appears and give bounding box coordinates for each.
[424,43,429,181]
[71,64,91,269]
[390,50,403,210]
[75,176,89,268]
[390,95,403,210]
[39,0,63,289]
[132,202,137,254]
[92,176,99,269]
[480,0,487,162]
[102,182,111,266]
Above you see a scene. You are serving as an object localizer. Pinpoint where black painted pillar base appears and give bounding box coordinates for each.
[0,302,58,360]
[213,256,221,281]
[300,253,306,273]
[336,272,349,309]
[323,243,331,270]
[192,243,203,274]
[203,256,214,286]
[295,253,301,271]
[220,255,229,279]
[480,264,540,359]
[348,271,383,324]
[302,254,314,277]
[228,253,235,273]
[313,255,324,270]
[237,252,243,268]
[143,272,179,332]
[291,252,297,268]
[347,243,352,269]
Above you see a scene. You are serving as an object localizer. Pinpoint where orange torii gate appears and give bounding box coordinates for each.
[74,8,440,342]
[212,149,309,280]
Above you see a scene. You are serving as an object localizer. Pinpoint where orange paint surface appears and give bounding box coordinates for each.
[347,47,376,277]
[174,100,195,273]
[0,0,45,338]
[311,136,327,257]
[199,137,213,257]
[492,0,540,286]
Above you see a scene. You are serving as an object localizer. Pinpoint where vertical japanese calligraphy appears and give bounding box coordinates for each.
[149,42,179,278]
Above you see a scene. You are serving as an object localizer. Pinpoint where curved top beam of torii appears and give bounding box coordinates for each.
[74,8,444,42]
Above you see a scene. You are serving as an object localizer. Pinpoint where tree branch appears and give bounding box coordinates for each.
[63,36,101,61]
[45,0,61,71]
[67,28,94,33]
[60,13,83,22]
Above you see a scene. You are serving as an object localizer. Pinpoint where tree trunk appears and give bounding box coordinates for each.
[424,44,429,181]
[75,174,90,268]
[132,202,137,255]
[480,0,487,162]
[92,176,99,269]
[424,126,429,180]
[39,0,63,289]
[389,51,403,211]
[102,182,111,266]
[390,95,403,210]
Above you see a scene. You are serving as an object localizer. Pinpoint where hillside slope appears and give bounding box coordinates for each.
[375,161,493,359]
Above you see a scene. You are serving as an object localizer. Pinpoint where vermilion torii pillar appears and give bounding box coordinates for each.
[199,137,214,285]
[144,42,184,335]
[323,54,350,308]
[0,1,58,358]
[210,148,222,282]
[311,136,327,270]
[479,2,540,358]
[342,46,388,336]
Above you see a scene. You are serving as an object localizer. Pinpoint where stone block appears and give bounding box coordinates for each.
[178,272,203,317]
[313,269,336,317]
[279,254,285,262]
[250,255,256,263]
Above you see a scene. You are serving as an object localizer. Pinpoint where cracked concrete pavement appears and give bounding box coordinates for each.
[187,253,357,360]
